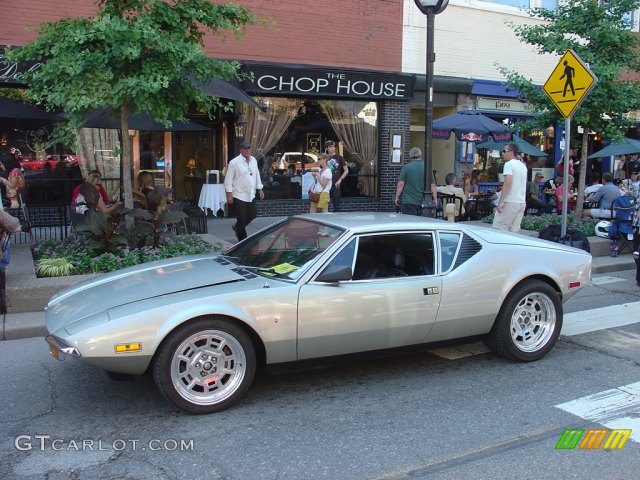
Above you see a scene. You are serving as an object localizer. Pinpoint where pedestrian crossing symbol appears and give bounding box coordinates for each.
[543,49,598,118]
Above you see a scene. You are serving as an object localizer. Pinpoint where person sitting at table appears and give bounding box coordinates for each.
[461,171,480,220]
[526,172,554,214]
[542,175,562,206]
[584,172,620,219]
[555,175,575,214]
[584,173,602,196]
[71,172,122,220]
[437,173,466,218]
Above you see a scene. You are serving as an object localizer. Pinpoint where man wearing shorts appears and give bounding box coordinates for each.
[492,143,527,233]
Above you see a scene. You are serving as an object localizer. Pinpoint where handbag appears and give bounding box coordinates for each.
[308,179,320,202]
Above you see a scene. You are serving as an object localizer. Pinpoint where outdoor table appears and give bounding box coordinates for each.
[198,184,226,216]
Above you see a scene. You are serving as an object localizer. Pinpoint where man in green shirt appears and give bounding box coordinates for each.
[395,147,431,216]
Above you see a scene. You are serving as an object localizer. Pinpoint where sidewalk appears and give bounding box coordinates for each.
[2,215,637,341]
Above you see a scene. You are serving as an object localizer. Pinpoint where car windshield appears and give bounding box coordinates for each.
[225,218,344,281]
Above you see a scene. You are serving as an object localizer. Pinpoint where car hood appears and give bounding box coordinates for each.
[46,255,245,325]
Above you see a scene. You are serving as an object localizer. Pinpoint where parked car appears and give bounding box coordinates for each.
[19,154,81,172]
[272,152,318,173]
[44,213,591,414]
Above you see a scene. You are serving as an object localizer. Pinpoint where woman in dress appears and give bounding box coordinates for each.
[1,167,25,208]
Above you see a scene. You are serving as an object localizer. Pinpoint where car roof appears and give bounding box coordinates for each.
[293,212,458,233]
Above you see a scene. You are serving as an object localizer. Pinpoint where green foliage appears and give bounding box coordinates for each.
[75,209,130,254]
[35,258,75,277]
[482,213,598,236]
[32,234,224,277]
[499,0,640,138]
[5,0,262,215]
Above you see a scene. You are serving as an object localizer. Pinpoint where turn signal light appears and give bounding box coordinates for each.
[115,343,142,353]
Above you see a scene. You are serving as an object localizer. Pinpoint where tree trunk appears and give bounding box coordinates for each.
[572,129,590,225]
[120,106,134,230]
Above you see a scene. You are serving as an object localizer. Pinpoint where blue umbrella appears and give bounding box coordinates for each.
[433,110,511,143]
[476,136,548,157]
[587,137,640,158]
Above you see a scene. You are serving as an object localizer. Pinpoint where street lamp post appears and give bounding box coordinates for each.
[413,0,449,217]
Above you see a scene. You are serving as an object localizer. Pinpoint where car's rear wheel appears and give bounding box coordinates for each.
[486,280,562,362]
[153,317,256,414]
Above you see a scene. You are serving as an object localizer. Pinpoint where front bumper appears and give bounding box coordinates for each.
[45,335,81,360]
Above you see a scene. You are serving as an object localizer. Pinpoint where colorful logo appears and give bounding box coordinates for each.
[555,429,632,450]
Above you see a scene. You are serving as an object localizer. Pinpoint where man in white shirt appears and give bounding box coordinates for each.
[224,141,264,241]
[584,173,602,196]
[436,173,466,218]
[492,143,528,233]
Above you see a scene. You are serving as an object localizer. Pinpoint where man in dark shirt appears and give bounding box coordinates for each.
[526,173,554,214]
[326,140,348,212]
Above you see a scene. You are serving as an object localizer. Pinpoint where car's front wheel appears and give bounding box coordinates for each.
[153,317,256,414]
[486,280,562,362]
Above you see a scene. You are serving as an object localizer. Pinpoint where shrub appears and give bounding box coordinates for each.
[32,234,224,277]
[482,213,598,237]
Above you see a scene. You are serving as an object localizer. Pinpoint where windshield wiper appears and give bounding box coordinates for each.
[234,264,291,279]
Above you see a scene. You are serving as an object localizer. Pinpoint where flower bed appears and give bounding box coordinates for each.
[482,213,599,237]
[32,235,225,277]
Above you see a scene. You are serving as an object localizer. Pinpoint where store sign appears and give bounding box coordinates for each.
[0,46,42,85]
[242,64,414,101]
[477,97,532,113]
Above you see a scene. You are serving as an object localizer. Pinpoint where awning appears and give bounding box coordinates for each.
[194,78,265,111]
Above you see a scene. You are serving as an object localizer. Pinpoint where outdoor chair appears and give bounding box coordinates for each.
[609,196,637,254]
[437,193,464,222]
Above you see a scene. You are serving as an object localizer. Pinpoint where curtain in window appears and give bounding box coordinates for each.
[319,100,378,196]
[75,128,121,199]
[244,98,303,171]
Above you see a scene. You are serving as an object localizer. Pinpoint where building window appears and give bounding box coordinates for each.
[242,97,378,200]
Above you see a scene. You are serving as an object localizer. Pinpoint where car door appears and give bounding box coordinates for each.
[296,232,442,360]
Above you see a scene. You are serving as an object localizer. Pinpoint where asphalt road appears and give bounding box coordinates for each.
[1,269,639,479]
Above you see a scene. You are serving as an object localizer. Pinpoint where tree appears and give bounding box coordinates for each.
[498,0,640,221]
[6,0,259,219]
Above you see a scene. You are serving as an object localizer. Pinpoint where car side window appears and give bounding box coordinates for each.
[352,233,434,280]
[439,232,461,271]
[319,238,357,279]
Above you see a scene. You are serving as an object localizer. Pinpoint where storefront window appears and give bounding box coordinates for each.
[243,97,379,200]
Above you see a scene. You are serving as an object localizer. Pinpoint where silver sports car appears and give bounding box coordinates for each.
[45,213,591,414]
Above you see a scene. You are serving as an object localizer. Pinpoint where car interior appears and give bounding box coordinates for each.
[352,233,434,280]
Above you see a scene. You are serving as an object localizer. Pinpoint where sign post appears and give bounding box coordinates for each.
[543,49,597,237]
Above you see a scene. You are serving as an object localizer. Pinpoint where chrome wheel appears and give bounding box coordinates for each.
[170,329,247,406]
[486,280,562,362]
[509,292,556,353]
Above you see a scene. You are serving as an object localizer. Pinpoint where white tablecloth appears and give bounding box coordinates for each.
[198,184,226,215]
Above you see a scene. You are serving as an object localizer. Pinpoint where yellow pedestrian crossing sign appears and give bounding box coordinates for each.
[543,49,598,118]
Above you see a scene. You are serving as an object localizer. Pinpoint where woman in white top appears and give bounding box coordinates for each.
[309,153,332,213]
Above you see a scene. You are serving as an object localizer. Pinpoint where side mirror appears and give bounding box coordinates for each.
[315,265,352,283]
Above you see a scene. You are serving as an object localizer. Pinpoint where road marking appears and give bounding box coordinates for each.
[428,341,490,359]
[562,301,640,336]
[590,275,625,286]
[555,381,640,443]
[430,301,640,359]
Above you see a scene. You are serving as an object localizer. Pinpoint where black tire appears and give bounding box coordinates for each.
[486,280,562,362]
[153,317,256,414]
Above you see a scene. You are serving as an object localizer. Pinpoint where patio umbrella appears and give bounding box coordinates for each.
[432,110,512,143]
[83,108,209,131]
[476,136,548,157]
[195,78,266,112]
[587,137,640,158]
[0,97,63,122]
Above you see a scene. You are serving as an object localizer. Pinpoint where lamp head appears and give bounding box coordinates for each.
[186,158,197,176]
[413,0,449,15]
